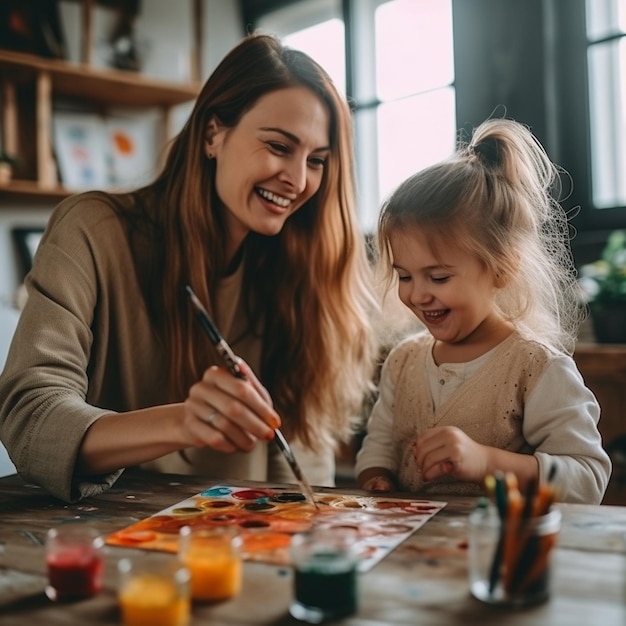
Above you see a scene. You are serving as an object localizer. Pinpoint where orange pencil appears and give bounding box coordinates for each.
[533,483,555,517]
[518,532,558,593]
[502,473,524,592]
[509,477,557,595]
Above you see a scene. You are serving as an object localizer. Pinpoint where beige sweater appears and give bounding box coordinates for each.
[0,193,333,502]
[356,331,611,503]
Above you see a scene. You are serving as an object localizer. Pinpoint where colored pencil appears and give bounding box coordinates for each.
[484,467,558,598]
[487,471,507,595]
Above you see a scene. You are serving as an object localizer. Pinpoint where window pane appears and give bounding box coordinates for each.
[587,38,626,208]
[283,20,346,94]
[377,88,456,204]
[586,0,626,40]
[375,0,454,101]
[354,107,379,232]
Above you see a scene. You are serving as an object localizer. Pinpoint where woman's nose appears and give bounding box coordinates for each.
[280,157,307,193]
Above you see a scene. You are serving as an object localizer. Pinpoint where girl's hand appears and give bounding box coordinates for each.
[357,467,395,493]
[412,426,488,483]
[182,360,280,453]
[361,475,394,493]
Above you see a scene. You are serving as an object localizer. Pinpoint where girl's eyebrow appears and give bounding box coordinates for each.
[392,263,450,272]
[259,127,330,152]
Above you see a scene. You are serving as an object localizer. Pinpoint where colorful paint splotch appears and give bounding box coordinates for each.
[106,486,446,572]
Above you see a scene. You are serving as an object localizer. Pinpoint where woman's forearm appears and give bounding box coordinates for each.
[77,403,186,475]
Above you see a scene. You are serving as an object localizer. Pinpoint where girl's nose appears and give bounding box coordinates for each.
[409,281,433,306]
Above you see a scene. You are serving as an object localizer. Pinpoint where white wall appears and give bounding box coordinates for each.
[0,0,244,475]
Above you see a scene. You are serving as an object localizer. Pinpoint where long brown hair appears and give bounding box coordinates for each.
[118,33,378,447]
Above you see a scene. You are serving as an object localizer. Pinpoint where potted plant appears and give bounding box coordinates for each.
[0,151,18,184]
[578,230,626,343]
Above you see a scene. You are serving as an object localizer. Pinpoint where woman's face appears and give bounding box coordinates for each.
[207,86,331,259]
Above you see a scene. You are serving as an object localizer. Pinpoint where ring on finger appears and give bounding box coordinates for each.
[203,410,218,427]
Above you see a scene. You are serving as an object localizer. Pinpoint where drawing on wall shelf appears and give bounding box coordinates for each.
[52,111,158,191]
[105,113,158,189]
[53,113,109,190]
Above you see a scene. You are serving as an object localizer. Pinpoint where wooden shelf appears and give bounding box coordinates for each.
[0,50,200,107]
[0,1,202,204]
[0,179,72,202]
[0,44,199,203]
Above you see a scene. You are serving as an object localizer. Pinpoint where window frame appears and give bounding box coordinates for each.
[241,0,626,244]
[549,0,626,234]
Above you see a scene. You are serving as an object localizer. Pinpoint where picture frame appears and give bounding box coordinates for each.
[12,226,45,277]
[0,0,67,59]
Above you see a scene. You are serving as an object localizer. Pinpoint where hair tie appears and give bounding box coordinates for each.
[472,137,501,167]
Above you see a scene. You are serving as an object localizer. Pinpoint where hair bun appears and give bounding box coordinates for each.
[472,136,501,167]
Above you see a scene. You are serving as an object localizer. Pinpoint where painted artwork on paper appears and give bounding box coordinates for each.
[106,485,446,572]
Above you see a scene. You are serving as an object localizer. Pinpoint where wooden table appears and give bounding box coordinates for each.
[1,469,625,625]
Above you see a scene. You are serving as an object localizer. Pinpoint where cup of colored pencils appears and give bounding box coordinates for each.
[468,470,560,607]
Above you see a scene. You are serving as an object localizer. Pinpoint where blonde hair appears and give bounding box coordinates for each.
[377,118,582,355]
[115,33,379,447]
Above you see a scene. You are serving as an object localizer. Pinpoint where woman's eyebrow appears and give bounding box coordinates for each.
[259,127,330,152]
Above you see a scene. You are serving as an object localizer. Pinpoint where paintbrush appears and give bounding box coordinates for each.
[185,285,319,509]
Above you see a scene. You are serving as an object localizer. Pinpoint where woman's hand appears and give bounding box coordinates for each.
[412,426,488,483]
[182,360,280,453]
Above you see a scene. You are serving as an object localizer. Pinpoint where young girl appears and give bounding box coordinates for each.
[355,118,611,504]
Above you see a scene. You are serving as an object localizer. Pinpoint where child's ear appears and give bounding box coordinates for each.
[493,254,519,288]
[494,271,508,289]
[204,116,224,159]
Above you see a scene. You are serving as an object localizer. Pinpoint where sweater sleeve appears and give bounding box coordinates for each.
[354,351,398,478]
[0,196,122,502]
[524,355,612,504]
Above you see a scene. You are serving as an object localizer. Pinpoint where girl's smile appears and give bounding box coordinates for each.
[389,229,511,359]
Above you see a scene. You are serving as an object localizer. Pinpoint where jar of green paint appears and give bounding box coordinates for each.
[289,527,359,623]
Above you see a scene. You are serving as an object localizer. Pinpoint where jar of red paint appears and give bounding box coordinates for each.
[45,525,105,602]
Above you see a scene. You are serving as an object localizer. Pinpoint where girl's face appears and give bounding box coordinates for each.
[207,86,331,260]
[389,228,505,348]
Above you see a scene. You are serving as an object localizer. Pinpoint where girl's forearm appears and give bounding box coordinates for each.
[485,447,539,492]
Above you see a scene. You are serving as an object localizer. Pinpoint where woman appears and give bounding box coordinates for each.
[0,33,378,502]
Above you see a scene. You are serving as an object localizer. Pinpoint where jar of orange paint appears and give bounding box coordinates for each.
[178,525,243,601]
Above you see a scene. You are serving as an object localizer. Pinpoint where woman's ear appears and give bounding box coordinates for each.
[204,116,223,159]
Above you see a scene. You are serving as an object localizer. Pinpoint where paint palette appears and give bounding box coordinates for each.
[106,485,446,572]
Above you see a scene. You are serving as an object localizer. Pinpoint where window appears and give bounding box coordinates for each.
[585,0,626,210]
[254,0,456,232]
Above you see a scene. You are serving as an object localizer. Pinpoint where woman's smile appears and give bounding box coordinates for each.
[255,186,292,210]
